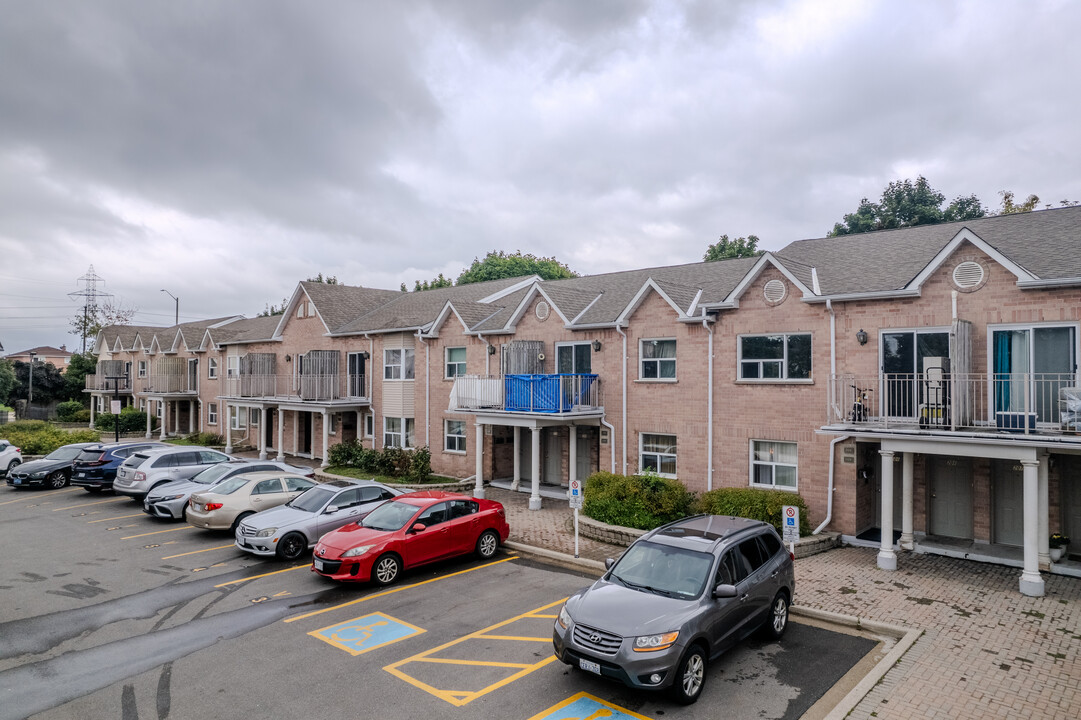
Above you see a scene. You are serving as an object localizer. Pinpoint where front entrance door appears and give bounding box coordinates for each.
[265,410,274,450]
[576,431,592,483]
[992,459,1025,547]
[518,430,533,482]
[544,429,563,487]
[299,411,312,455]
[1061,456,1081,559]
[929,456,973,539]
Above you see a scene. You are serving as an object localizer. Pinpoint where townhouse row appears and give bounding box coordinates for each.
[88,205,1081,596]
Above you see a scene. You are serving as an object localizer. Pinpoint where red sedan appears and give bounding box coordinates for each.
[311,490,510,585]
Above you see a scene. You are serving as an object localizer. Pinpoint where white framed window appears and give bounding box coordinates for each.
[640,339,676,380]
[445,420,466,452]
[328,413,337,435]
[739,333,812,380]
[208,402,218,425]
[139,398,146,411]
[384,417,415,448]
[208,357,218,379]
[445,347,467,378]
[384,348,415,380]
[249,408,260,426]
[364,413,374,438]
[640,433,677,477]
[226,356,239,378]
[229,406,247,430]
[750,440,797,489]
[137,360,147,378]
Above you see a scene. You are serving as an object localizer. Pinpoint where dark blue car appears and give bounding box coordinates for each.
[70,441,170,492]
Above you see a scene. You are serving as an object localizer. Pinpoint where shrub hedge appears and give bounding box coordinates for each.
[95,406,157,433]
[328,439,432,482]
[581,471,695,530]
[0,420,100,455]
[56,401,86,422]
[695,487,811,536]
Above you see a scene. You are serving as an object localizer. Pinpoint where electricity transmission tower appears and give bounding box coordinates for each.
[68,265,113,353]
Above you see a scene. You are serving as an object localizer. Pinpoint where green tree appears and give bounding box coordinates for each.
[456,251,578,285]
[258,298,288,316]
[70,300,137,353]
[0,359,15,405]
[15,360,67,405]
[829,176,986,236]
[997,190,1041,215]
[410,274,454,292]
[62,352,97,403]
[703,234,763,261]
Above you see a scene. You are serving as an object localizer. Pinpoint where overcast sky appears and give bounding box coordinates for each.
[2,0,1078,356]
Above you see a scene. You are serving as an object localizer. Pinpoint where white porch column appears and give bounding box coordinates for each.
[900,452,915,550]
[158,401,168,440]
[276,409,285,462]
[529,427,542,510]
[223,403,233,453]
[473,421,485,499]
[90,396,97,429]
[320,409,330,468]
[145,400,152,438]
[258,409,268,460]
[511,426,521,491]
[188,400,195,434]
[1019,459,1044,596]
[1038,453,1050,566]
[569,426,578,494]
[877,450,897,571]
[356,411,363,445]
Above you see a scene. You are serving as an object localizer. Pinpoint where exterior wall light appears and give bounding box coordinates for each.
[592,340,602,352]
[856,329,869,346]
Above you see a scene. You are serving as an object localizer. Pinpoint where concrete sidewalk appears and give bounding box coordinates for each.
[488,487,1081,720]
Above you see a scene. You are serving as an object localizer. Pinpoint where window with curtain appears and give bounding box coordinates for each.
[993,326,1076,422]
[751,440,798,489]
[445,347,467,378]
[739,334,811,380]
[640,433,677,477]
[641,339,676,379]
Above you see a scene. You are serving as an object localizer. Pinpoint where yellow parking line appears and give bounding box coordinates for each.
[283,555,519,624]
[162,544,236,559]
[215,564,310,587]
[383,596,566,706]
[121,526,197,540]
[88,513,144,523]
[52,497,129,511]
[0,487,82,506]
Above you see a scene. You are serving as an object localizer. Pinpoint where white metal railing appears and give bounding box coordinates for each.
[145,373,195,394]
[828,373,1080,434]
[451,374,602,413]
[220,374,366,402]
[85,375,135,392]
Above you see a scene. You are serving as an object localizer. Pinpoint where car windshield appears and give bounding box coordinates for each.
[211,476,252,496]
[287,487,335,513]
[361,500,419,531]
[45,446,85,461]
[191,464,240,485]
[608,540,713,599]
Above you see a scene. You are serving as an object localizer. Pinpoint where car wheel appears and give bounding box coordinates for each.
[670,644,707,705]
[48,470,69,490]
[372,553,402,586]
[230,512,254,534]
[475,530,499,559]
[276,532,307,561]
[7,459,20,475]
[762,591,789,640]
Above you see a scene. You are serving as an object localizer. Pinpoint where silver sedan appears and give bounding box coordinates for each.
[143,460,314,520]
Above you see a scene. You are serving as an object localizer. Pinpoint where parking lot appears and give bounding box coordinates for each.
[0,485,881,720]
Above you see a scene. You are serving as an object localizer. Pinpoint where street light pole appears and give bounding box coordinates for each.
[27,351,36,406]
[161,289,179,325]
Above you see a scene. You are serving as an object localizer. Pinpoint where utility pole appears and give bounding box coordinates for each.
[68,266,113,353]
[27,350,36,406]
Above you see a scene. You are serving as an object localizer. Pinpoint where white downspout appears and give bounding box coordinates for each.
[416,332,430,448]
[814,434,848,535]
[703,316,714,491]
[616,324,628,475]
[601,418,616,472]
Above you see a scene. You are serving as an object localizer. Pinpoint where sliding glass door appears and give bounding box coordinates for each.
[993,326,1076,423]
[881,330,949,418]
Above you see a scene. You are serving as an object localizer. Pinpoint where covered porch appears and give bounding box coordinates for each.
[219,398,366,467]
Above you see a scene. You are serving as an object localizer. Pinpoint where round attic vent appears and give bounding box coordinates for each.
[763,279,787,304]
[952,261,985,290]
[535,301,550,321]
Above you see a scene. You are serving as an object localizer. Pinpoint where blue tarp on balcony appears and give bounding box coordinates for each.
[504,374,597,413]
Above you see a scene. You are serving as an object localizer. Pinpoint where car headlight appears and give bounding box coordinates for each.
[557,605,572,629]
[633,631,679,652]
[341,545,374,558]
[153,494,184,501]
[31,471,48,479]
[255,527,277,538]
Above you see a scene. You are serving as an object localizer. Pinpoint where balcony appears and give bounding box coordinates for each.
[220,374,367,403]
[451,374,601,414]
[85,375,134,393]
[827,373,1081,436]
[145,374,196,395]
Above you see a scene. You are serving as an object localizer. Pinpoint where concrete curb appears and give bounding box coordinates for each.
[504,540,607,573]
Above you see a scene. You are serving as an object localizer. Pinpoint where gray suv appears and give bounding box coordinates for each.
[553,515,795,704]
[113,446,233,500]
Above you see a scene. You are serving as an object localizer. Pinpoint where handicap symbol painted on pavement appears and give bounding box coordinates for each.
[527,693,651,720]
[309,612,425,656]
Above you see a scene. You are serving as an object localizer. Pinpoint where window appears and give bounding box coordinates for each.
[384,417,415,448]
[208,402,218,425]
[253,479,282,495]
[284,476,314,492]
[751,440,797,489]
[384,348,415,380]
[640,339,676,379]
[739,333,811,380]
[249,408,260,426]
[139,399,146,411]
[556,343,592,374]
[445,420,466,452]
[328,412,336,435]
[417,502,449,527]
[445,347,467,378]
[137,360,147,378]
[882,330,950,418]
[992,325,1077,423]
[228,406,247,430]
[364,413,374,438]
[226,356,239,378]
[208,358,218,379]
[640,433,677,477]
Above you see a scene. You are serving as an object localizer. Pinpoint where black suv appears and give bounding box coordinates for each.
[70,441,170,492]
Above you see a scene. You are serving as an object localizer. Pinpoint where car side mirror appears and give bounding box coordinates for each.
[604,558,615,570]
[324,505,339,514]
[412,523,427,533]
[712,583,738,599]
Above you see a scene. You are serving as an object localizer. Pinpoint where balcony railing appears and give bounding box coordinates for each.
[85,375,134,392]
[451,374,601,414]
[145,374,196,394]
[828,373,1081,435]
[220,374,367,402]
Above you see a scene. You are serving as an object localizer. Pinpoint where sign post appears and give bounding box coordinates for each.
[782,505,800,556]
[569,478,583,558]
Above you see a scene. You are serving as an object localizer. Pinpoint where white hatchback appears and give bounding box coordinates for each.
[0,439,22,477]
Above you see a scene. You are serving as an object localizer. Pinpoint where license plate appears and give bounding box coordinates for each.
[314,559,324,571]
[75,472,86,478]
[579,658,601,675]
[13,479,21,485]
